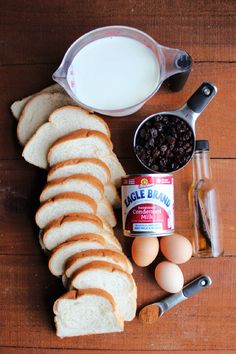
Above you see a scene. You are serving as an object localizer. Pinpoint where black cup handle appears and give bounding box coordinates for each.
[182,275,212,298]
[187,82,217,113]
[164,52,192,92]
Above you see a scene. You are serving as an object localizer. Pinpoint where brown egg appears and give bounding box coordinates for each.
[160,233,192,264]
[155,261,184,293]
[131,237,159,267]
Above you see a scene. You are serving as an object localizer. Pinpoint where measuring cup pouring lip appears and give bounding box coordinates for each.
[133,110,196,173]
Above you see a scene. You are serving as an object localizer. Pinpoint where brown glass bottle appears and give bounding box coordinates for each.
[188,140,223,257]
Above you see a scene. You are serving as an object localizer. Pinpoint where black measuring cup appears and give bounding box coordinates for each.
[134,82,217,173]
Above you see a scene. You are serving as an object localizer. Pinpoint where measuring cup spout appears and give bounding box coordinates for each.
[160,45,192,91]
[52,65,71,95]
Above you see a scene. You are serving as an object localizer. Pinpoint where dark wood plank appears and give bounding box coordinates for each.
[2,349,236,354]
[0,254,235,351]
[1,62,236,160]
[0,158,234,255]
[1,0,236,65]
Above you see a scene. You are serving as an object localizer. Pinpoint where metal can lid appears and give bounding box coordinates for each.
[122,173,173,179]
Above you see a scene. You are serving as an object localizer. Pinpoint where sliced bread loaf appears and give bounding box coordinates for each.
[47,130,125,187]
[39,174,104,203]
[96,198,117,227]
[53,288,124,337]
[35,192,97,229]
[17,93,76,145]
[22,108,111,169]
[101,153,126,187]
[11,83,64,120]
[48,129,113,167]
[48,234,116,276]
[104,183,121,208]
[41,213,120,251]
[70,261,137,321]
[65,249,133,278]
[47,159,120,207]
[47,158,111,185]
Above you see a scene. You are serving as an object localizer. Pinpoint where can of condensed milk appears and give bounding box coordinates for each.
[121,174,174,237]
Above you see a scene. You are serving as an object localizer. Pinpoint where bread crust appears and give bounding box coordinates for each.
[71,260,133,282]
[48,234,109,275]
[65,249,133,275]
[50,129,113,151]
[40,174,104,201]
[48,157,111,181]
[55,288,117,309]
[36,192,97,226]
[49,106,111,138]
[42,213,103,235]
[49,234,108,259]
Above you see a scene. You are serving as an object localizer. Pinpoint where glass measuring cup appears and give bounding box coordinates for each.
[52,26,192,116]
[134,82,217,173]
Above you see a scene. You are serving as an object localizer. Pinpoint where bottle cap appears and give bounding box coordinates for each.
[195,140,209,151]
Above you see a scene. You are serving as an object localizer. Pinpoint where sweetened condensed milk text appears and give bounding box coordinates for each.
[122,174,174,237]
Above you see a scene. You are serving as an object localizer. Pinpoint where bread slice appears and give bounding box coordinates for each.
[46,159,121,206]
[17,93,76,145]
[11,83,64,120]
[104,183,121,208]
[22,108,111,169]
[65,249,133,278]
[48,129,113,167]
[53,288,124,337]
[41,213,120,251]
[39,174,104,203]
[47,158,111,185]
[96,198,117,227]
[47,130,125,187]
[35,192,97,229]
[48,234,117,276]
[70,261,137,321]
[101,153,126,188]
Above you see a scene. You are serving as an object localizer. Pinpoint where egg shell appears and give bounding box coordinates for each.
[160,233,192,264]
[131,237,159,267]
[155,261,184,293]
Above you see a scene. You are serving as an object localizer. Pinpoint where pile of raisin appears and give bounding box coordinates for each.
[135,114,194,172]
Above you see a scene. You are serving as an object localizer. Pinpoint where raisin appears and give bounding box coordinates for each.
[135,114,194,172]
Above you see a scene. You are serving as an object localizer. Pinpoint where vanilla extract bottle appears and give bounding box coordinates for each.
[188,140,223,257]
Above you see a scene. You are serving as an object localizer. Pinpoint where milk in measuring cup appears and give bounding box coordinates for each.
[67,37,160,110]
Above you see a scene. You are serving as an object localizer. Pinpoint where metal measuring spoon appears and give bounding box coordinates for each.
[139,275,212,324]
[134,82,217,173]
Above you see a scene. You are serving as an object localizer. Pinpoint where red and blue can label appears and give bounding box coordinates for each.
[121,174,174,237]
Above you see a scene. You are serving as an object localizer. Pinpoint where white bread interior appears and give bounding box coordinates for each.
[17,93,76,145]
[22,108,110,169]
[47,129,113,167]
[48,234,118,276]
[35,192,97,229]
[53,288,124,337]
[11,83,64,119]
[65,249,133,278]
[41,213,120,251]
[70,261,137,321]
[47,158,111,185]
[39,174,104,203]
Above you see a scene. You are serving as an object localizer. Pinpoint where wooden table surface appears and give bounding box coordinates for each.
[0,1,236,353]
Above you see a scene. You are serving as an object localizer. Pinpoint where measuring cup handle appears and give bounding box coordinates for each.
[182,275,212,298]
[187,82,217,113]
[165,51,192,92]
